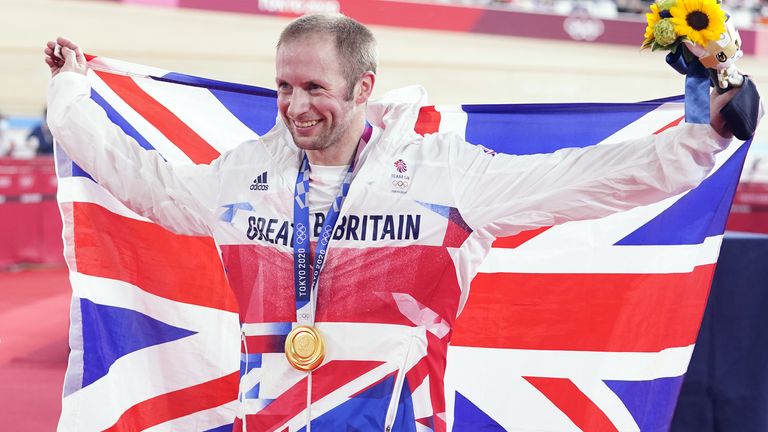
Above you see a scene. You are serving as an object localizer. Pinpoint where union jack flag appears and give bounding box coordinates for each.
[54,55,749,431]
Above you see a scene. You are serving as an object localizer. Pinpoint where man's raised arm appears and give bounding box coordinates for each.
[448,86,762,237]
[45,37,221,236]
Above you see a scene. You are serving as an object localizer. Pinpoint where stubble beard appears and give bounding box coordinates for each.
[289,120,350,154]
[287,102,357,157]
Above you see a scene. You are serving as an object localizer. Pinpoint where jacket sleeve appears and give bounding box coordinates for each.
[47,71,223,236]
[446,123,732,237]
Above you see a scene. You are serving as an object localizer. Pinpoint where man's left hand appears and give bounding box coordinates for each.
[710,80,764,140]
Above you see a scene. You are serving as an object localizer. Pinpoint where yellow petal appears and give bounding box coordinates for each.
[690,33,704,45]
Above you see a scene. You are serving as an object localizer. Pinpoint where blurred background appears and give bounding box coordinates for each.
[0,0,767,429]
[2,0,768,148]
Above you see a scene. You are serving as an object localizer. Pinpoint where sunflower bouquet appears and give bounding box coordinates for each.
[642,0,726,52]
[642,0,760,139]
[643,0,744,90]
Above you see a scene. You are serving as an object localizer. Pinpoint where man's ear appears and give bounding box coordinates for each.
[355,71,376,105]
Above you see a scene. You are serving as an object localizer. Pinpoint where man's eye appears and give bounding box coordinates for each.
[308,84,323,92]
[278,83,291,92]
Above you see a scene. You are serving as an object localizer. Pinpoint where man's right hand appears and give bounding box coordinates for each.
[44,37,87,78]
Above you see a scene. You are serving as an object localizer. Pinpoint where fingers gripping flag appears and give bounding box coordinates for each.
[54,56,750,431]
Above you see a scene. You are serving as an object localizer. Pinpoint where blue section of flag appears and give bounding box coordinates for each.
[617,141,750,245]
[90,89,156,152]
[604,375,685,432]
[156,73,277,98]
[640,95,685,104]
[240,353,262,378]
[301,374,405,432]
[80,298,197,388]
[389,378,416,432]
[71,162,94,180]
[204,424,233,432]
[463,102,661,155]
[211,89,278,136]
[268,321,293,335]
[157,73,278,135]
[452,391,505,431]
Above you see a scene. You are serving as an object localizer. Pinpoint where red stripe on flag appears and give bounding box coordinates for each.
[247,360,383,431]
[453,265,715,351]
[104,372,239,432]
[244,335,287,354]
[492,226,552,248]
[94,70,220,164]
[406,356,430,394]
[73,202,237,313]
[524,377,618,432]
[415,106,441,136]
[654,116,684,135]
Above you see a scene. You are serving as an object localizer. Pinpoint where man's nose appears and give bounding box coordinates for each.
[287,89,309,118]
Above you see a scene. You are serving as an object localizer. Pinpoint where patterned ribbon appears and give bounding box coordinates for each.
[292,123,374,325]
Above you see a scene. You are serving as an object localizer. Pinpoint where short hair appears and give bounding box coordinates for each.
[278,13,377,98]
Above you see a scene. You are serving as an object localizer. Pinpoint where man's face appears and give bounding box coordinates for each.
[276,36,359,155]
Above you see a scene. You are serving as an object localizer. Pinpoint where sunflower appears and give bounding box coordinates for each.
[644,3,662,44]
[670,0,726,47]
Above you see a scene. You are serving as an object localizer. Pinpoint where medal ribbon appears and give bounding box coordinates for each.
[292,124,373,325]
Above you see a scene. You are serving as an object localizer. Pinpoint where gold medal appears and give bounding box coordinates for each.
[284,325,325,371]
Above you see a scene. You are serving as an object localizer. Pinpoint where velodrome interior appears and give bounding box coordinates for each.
[4,0,767,125]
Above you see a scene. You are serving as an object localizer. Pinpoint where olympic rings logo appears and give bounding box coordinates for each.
[321,232,331,243]
[295,224,307,243]
[392,179,410,188]
[563,15,604,42]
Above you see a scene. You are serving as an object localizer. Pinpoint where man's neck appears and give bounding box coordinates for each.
[305,146,355,167]
[305,120,365,167]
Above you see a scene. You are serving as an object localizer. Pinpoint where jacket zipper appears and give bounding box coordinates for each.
[383,333,415,430]
[241,329,248,431]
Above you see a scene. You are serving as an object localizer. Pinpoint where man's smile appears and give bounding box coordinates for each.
[293,119,321,129]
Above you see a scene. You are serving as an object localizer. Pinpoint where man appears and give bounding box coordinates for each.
[45,13,751,431]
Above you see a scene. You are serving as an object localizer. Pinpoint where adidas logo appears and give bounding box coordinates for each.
[250,171,269,191]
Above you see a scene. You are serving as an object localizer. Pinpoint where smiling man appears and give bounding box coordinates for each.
[275,16,376,166]
[45,13,755,432]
